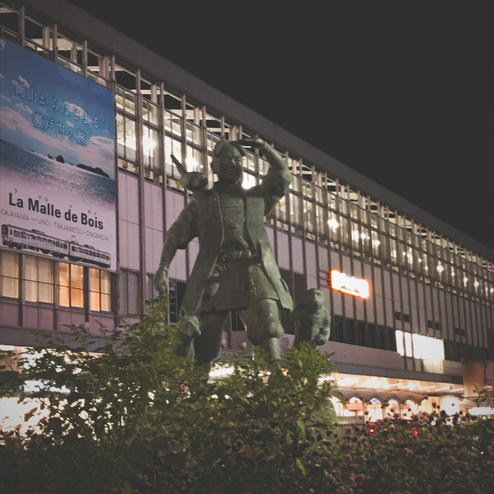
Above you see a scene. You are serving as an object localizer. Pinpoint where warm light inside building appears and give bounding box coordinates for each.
[395,331,445,361]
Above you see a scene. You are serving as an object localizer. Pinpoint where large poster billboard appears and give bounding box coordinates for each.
[0,37,116,271]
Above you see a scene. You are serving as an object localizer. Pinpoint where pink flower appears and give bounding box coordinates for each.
[358,473,366,481]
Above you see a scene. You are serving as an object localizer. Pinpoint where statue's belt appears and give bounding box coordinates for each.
[218,249,258,263]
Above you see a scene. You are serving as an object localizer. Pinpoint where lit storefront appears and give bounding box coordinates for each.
[0,0,493,422]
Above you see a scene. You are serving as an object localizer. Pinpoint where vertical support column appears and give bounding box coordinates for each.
[51,24,58,61]
[269,147,279,263]
[83,266,89,323]
[17,254,23,329]
[378,204,388,332]
[283,153,293,281]
[364,195,380,343]
[406,238,418,370]
[159,82,171,323]
[19,6,25,46]
[411,223,423,337]
[313,170,321,290]
[385,207,404,368]
[181,95,190,280]
[336,180,346,335]
[109,54,120,325]
[356,191,368,336]
[397,234,414,370]
[159,82,168,232]
[82,39,88,78]
[41,25,50,50]
[135,69,147,317]
[323,173,335,320]
[200,105,208,173]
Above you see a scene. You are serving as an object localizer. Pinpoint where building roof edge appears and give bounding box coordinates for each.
[18,0,493,260]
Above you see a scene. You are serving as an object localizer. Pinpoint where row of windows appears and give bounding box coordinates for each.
[163,278,400,353]
[1,2,491,305]
[444,341,490,362]
[115,105,493,301]
[331,315,397,352]
[115,257,493,363]
[0,251,111,311]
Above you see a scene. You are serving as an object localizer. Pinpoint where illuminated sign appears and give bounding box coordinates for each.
[0,37,116,270]
[329,270,370,299]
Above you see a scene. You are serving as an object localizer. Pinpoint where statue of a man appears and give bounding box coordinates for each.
[155,138,293,362]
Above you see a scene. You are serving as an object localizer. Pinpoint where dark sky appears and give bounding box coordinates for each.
[69,0,493,252]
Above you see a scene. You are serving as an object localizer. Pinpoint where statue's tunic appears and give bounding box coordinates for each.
[202,183,279,312]
[162,164,293,318]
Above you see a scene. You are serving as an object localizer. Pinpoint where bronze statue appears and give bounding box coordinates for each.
[291,288,331,346]
[155,138,293,362]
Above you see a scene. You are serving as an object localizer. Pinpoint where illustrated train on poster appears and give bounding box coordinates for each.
[1,223,111,268]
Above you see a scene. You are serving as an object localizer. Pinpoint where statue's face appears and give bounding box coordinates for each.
[214,145,243,184]
[306,288,323,308]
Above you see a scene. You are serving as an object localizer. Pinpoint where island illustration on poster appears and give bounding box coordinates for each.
[0,37,116,271]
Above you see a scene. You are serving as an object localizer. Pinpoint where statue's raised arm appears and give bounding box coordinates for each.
[237,138,290,214]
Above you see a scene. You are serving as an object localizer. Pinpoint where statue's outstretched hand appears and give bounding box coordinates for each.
[237,137,266,151]
[154,266,169,296]
[171,154,207,191]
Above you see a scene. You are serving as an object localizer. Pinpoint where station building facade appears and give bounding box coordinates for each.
[0,0,493,420]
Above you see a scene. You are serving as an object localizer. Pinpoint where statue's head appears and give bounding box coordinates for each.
[211,140,245,184]
[304,288,324,309]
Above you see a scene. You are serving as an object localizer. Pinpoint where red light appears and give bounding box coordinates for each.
[411,429,419,436]
[368,427,376,434]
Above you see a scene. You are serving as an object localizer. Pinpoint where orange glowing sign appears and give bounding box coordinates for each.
[329,270,370,299]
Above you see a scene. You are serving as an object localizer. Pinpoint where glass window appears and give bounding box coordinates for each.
[142,100,159,125]
[327,211,340,235]
[185,145,203,172]
[58,263,84,308]
[206,131,220,152]
[164,109,182,136]
[350,221,360,249]
[89,268,111,312]
[119,270,138,315]
[115,85,136,115]
[164,136,183,180]
[315,205,326,238]
[142,125,160,175]
[371,230,381,258]
[116,113,137,169]
[389,238,397,265]
[242,172,257,190]
[339,217,349,247]
[303,199,314,231]
[289,193,301,227]
[24,256,54,303]
[0,251,19,298]
[185,121,202,145]
[0,7,19,35]
[244,150,256,173]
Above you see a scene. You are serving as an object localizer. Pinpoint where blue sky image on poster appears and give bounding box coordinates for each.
[0,37,116,271]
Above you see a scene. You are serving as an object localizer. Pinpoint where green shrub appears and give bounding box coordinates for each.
[0,297,492,494]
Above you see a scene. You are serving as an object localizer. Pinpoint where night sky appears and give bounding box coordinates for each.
[68,0,493,252]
